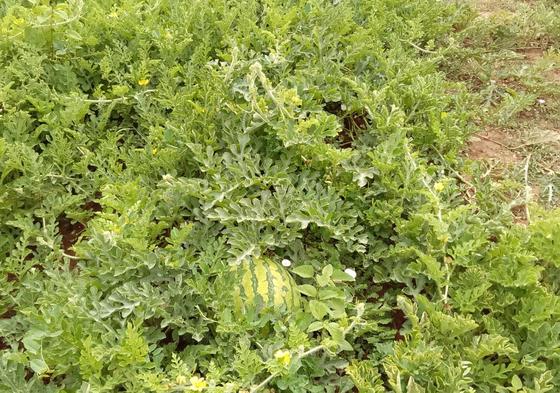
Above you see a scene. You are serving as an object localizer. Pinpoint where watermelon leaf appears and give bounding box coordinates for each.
[298,284,318,297]
[307,321,324,332]
[309,300,330,320]
[331,270,356,282]
[292,265,315,278]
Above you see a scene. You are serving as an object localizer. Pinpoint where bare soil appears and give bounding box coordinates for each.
[516,47,546,61]
[466,129,521,164]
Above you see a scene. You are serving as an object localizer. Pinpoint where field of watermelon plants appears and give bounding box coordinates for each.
[1,0,560,392]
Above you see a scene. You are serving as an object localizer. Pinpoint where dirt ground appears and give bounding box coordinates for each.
[462,0,560,213]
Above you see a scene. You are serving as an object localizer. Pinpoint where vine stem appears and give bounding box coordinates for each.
[400,39,438,54]
[404,145,443,223]
[405,143,452,305]
[32,0,83,28]
[433,148,475,189]
[249,372,279,393]
[249,307,363,393]
[61,252,80,260]
[81,89,156,103]
[523,153,532,225]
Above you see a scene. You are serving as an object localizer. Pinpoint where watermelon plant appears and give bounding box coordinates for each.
[0,0,559,392]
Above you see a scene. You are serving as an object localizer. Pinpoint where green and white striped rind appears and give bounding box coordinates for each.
[232,257,301,315]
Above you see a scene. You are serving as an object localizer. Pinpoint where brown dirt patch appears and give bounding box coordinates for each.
[516,47,545,62]
[511,204,529,225]
[323,102,369,149]
[474,0,513,16]
[0,337,8,350]
[546,68,560,82]
[466,129,521,164]
[1,308,16,319]
[58,215,85,254]
[514,128,560,150]
[57,214,86,269]
[473,0,536,18]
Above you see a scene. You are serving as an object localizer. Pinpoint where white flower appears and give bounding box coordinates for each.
[344,268,357,279]
[281,259,292,267]
[537,99,546,105]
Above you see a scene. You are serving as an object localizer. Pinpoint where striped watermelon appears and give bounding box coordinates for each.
[231,257,300,316]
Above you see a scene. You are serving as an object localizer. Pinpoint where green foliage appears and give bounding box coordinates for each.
[1,0,559,392]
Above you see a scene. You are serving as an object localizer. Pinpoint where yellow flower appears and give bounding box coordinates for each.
[138,78,150,87]
[189,376,207,391]
[283,88,302,106]
[109,11,118,18]
[434,182,445,193]
[175,375,187,385]
[274,349,291,367]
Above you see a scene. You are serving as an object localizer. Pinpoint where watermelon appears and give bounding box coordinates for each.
[231,257,300,316]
